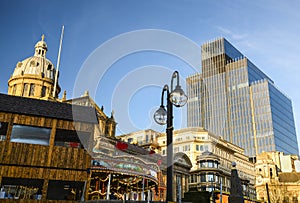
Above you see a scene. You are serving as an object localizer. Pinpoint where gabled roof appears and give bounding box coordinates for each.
[0,93,98,123]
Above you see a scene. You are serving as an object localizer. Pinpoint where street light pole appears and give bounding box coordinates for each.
[154,71,187,203]
[166,87,173,202]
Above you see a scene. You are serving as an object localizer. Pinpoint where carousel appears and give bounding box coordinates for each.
[88,136,161,201]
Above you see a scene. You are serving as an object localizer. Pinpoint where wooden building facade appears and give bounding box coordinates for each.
[0,93,97,201]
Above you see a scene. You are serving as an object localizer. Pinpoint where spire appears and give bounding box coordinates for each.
[111,110,114,119]
[83,90,89,97]
[62,90,67,101]
[41,34,45,41]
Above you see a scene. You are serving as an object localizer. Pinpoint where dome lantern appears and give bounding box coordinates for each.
[34,34,48,57]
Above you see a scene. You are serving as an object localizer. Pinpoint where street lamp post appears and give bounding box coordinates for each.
[154,71,187,202]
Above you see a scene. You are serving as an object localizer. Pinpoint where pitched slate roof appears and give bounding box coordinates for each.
[0,93,98,123]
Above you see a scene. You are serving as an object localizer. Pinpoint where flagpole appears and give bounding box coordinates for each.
[53,25,64,98]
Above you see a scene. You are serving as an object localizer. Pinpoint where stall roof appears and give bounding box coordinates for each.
[0,93,98,123]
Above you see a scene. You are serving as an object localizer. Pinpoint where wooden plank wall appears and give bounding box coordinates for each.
[0,112,94,131]
[0,142,91,171]
[0,165,88,182]
[0,111,94,199]
[0,200,78,203]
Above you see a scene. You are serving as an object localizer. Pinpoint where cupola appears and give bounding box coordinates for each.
[7,35,60,100]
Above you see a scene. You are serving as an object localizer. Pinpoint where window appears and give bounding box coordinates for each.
[1,177,43,200]
[105,125,109,135]
[22,83,28,96]
[183,145,190,151]
[215,161,219,168]
[0,122,8,141]
[175,137,182,142]
[12,84,17,95]
[54,129,87,148]
[29,84,35,96]
[41,86,46,97]
[196,144,199,151]
[215,175,219,183]
[270,168,273,178]
[127,138,133,143]
[200,161,206,168]
[10,125,51,145]
[207,174,214,182]
[200,174,206,182]
[47,180,84,200]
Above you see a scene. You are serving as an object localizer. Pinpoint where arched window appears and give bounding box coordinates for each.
[41,86,46,97]
[29,84,35,96]
[12,84,17,95]
[22,83,28,96]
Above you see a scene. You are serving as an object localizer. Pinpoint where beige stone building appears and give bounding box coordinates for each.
[255,151,300,202]
[119,127,256,199]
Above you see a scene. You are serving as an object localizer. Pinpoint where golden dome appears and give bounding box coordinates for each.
[11,34,56,81]
[8,35,60,99]
[12,56,56,80]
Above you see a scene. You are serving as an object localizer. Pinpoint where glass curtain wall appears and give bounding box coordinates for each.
[187,37,299,157]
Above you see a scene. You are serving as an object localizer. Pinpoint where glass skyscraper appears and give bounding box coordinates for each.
[187,38,299,157]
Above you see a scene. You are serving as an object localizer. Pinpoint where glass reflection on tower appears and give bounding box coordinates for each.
[187,38,299,157]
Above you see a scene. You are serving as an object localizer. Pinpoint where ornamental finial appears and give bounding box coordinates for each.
[41,34,45,41]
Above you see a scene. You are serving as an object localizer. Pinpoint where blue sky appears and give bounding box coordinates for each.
[1,0,300,152]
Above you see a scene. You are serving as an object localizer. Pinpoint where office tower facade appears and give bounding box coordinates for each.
[187,38,299,157]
